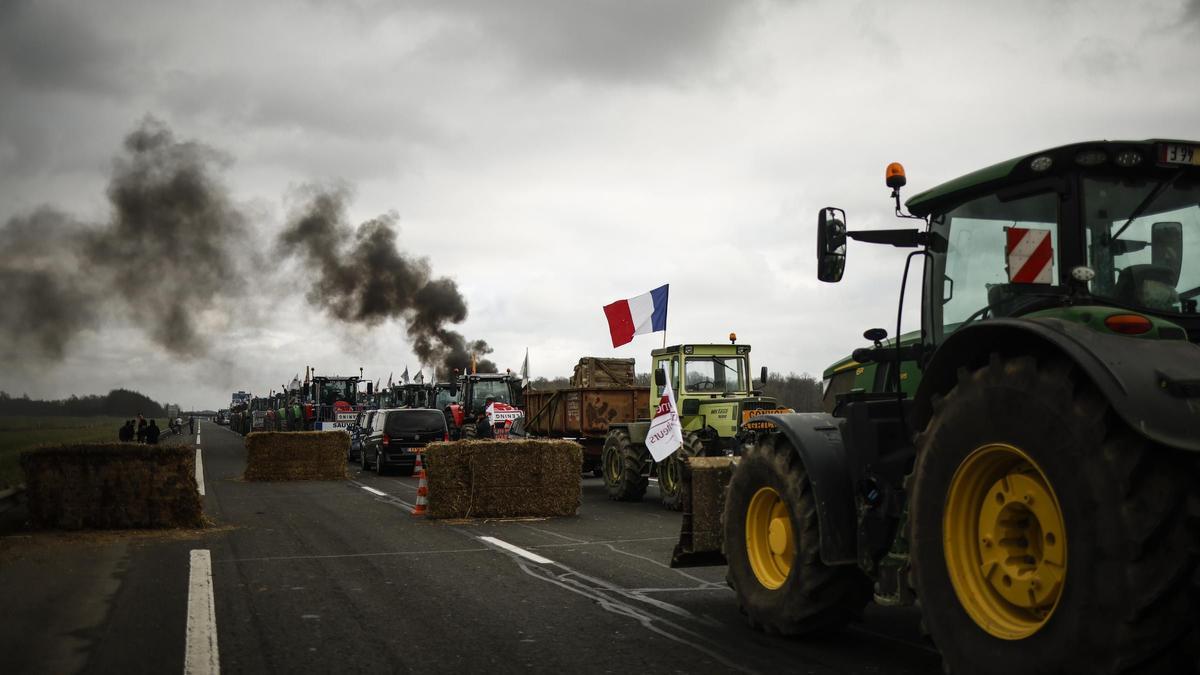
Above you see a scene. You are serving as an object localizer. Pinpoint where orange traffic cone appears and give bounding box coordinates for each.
[413,453,424,475]
[411,466,429,517]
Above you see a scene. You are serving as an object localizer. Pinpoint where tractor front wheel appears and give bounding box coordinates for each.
[911,354,1199,675]
[724,436,871,634]
[602,429,648,501]
[659,431,704,510]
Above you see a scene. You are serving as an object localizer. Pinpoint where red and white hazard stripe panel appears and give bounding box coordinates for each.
[1006,227,1054,284]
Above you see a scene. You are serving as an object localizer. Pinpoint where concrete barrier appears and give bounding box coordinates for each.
[243,431,348,481]
[424,439,582,519]
[20,444,203,529]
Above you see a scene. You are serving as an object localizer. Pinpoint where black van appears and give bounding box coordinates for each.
[361,408,448,475]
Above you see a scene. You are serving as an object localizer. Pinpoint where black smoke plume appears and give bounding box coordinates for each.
[279,187,496,377]
[0,117,251,361]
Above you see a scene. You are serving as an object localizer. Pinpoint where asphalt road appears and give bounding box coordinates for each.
[0,421,941,674]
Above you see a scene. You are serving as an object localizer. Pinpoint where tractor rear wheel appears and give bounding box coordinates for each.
[602,429,648,501]
[724,435,871,634]
[659,431,704,510]
[462,423,478,440]
[911,354,1199,675]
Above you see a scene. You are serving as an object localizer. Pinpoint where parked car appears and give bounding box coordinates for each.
[362,408,448,476]
[349,410,376,462]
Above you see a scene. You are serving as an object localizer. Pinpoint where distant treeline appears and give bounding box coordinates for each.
[0,389,170,418]
[526,372,824,413]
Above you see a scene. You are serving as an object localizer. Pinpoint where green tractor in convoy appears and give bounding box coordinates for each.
[602,338,790,509]
[675,140,1200,674]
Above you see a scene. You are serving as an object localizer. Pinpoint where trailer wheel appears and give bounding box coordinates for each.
[911,354,1200,675]
[724,436,871,634]
[602,429,648,501]
[659,432,704,511]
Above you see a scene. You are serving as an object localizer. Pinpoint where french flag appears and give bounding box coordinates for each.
[603,284,669,348]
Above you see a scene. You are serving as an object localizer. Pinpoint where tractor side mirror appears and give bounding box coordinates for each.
[759,366,768,385]
[449,380,458,397]
[1152,221,1183,285]
[654,368,667,387]
[366,382,373,395]
[817,207,848,283]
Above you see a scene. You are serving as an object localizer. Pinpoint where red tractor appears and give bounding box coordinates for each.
[444,372,524,439]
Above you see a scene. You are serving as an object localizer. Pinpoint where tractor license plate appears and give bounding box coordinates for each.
[1159,144,1200,166]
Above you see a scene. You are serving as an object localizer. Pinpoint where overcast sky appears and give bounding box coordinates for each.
[1,0,1198,409]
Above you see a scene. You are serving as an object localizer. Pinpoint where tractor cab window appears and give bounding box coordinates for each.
[1083,174,1200,315]
[939,191,1061,336]
[319,380,355,407]
[684,356,747,394]
[470,378,512,410]
[654,355,679,398]
[433,388,456,410]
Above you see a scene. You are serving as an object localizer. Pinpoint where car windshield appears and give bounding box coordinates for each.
[1083,173,1200,315]
[683,356,747,393]
[385,410,447,435]
[940,190,1061,335]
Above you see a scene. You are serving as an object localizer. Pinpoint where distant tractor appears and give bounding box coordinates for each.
[302,373,363,430]
[444,372,524,439]
[601,339,788,509]
[675,140,1200,674]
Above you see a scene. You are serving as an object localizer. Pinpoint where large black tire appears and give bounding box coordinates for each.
[360,446,370,472]
[659,431,705,511]
[462,423,478,440]
[724,435,872,634]
[602,429,648,501]
[911,354,1200,675]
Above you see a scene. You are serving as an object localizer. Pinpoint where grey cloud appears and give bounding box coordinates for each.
[0,1,133,95]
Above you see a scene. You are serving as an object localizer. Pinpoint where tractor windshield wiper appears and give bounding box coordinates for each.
[1111,171,1183,242]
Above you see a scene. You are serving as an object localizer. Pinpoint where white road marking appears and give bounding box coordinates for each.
[195,448,206,496]
[196,433,201,444]
[361,486,387,497]
[478,536,555,564]
[185,549,220,675]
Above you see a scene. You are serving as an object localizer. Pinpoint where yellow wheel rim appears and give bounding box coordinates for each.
[660,453,680,496]
[604,444,622,484]
[944,443,1067,640]
[746,487,794,590]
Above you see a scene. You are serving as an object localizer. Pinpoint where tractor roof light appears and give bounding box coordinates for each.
[886,162,907,189]
[1114,150,1143,167]
[729,332,737,344]
[1104,314,1153,335]
[1075,150,1107,166]
[1029,156,1053,172]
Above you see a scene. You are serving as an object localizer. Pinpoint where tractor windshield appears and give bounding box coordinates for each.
[939,190,1061,335]
[683,356,747,393]
[469,378,514,411]
[1083,173,1200,315]
[319,379,355,406]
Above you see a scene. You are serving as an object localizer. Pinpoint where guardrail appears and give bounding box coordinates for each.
[0,485,26,514]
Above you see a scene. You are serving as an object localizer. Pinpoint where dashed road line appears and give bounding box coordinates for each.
[361,486,387,497]
[478,536,555,564]
[185,549,220,675]
[195,448,206,496]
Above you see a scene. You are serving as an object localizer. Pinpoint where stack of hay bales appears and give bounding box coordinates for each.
[671,456,735,566]
[20,444,203,529]
[424,439,582,519]
[243,431,348,481]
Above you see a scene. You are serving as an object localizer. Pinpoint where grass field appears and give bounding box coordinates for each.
[0,416,146,489]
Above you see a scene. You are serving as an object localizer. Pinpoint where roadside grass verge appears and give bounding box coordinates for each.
[0,417,129,489]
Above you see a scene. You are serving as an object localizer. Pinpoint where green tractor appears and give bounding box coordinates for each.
[602,338,789,509]
[676,140,1200,674]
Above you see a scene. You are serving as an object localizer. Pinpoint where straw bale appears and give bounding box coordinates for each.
[20,444,203,530]
[682,456,735,552]
[423,439,582,519]
[243,431,348,481]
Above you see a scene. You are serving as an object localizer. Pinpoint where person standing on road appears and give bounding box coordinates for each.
[136,420,148,443]
[146,420,161,445]
[189,416,195,435]
[474,397,496,438]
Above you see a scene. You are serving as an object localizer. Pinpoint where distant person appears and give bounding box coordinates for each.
[189,416,196,435]
[474,397,496,438]
[136,422,148,443]
[119,420,134,442]
[174,416,183,435]
[146,420,161,445]
[137,413,147,438]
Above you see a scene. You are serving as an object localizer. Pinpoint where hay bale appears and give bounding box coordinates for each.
[682,456,735,553]
[243,431,348,481]
[424,439,582,519]
[20,444,203,530]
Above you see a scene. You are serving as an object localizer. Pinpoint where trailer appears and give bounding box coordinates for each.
[522,358,650,474]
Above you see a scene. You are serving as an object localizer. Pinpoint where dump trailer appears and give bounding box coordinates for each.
[523,358,650,475]
[674,139,1200,675]
[601,340,788,509]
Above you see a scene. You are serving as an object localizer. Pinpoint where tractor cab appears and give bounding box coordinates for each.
[305,374,362,428]
[444,372,524,438]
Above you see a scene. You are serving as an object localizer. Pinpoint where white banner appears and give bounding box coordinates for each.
[645,377,683,463]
